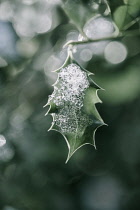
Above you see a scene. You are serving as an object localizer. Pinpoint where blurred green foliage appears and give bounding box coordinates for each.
[0,0,140,210]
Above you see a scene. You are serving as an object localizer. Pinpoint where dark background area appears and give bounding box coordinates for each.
[0,0,140,209]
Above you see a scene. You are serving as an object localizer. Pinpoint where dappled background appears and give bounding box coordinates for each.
[0,0,140,209]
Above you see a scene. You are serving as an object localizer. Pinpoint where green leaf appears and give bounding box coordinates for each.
[113,5,132,30]
[127,0,140,18]
[125,0,140,7]
[113,3,140,30]
[45,52,105,163]
[62,0,111,36]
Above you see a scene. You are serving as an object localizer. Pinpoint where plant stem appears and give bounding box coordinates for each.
[123,17,140,30]
[63,29,140,48]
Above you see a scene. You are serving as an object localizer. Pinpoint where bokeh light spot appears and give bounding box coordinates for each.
[0,56,8,67]
[0,135,6,147]
[80,49,92,62]
[78,16,118,55]
[83,16,115,39]
[104,41,127,64]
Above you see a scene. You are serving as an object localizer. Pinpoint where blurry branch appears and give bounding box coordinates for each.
[77,27,89,40]
[123,17,140,30]
[63,29,140,48]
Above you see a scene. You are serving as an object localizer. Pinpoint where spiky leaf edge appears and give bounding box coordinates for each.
[44,51,106,163]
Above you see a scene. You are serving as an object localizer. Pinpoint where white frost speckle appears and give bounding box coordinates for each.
[49,63,92,133]
[49,64,89,107]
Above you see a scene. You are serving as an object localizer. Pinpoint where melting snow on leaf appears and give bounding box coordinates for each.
[46,61,105,163]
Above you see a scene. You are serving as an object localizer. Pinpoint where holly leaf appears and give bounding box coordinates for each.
[45,52,105,163]
[113,5,132,30]
[113,3,140,30]
[62,0,111,36]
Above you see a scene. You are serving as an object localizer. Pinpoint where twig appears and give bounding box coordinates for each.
[63,30,140,48]
[123,17,140,31]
